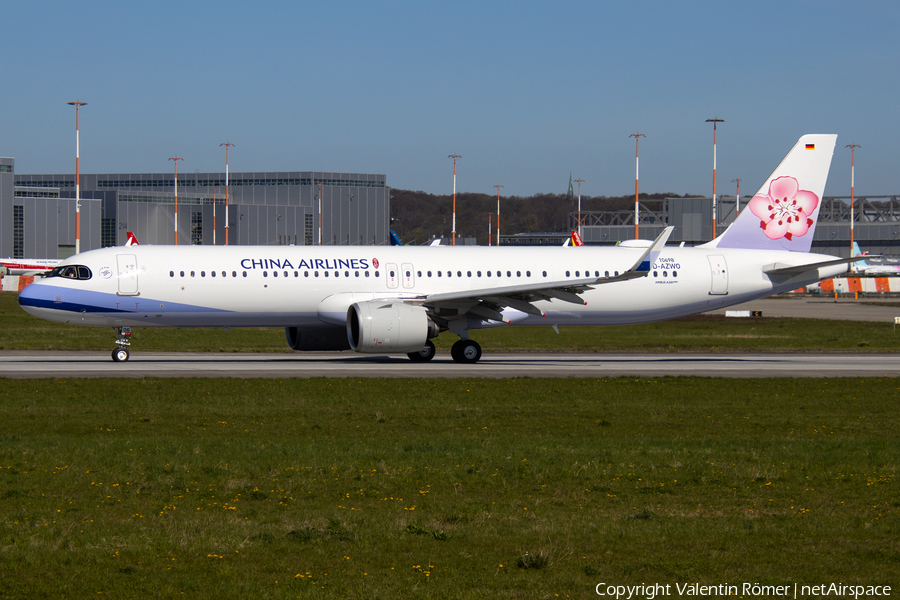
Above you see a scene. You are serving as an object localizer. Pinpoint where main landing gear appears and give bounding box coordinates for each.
[112,326,131,362]
[450,339,482,364]
[407,339,436,362]
[405,338,483,364]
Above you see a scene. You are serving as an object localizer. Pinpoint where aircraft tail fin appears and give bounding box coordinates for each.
[125,232,139,246]
[571,231,584,246]
[708,134,837,252]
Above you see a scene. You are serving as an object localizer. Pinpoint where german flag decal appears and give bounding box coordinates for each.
[805,143,815,150]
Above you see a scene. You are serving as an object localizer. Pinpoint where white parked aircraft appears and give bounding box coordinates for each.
[1,258,60,277]
[851,242,900,276]
[19,134,860,364]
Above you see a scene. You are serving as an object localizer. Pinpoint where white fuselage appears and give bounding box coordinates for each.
[19,244,847,330]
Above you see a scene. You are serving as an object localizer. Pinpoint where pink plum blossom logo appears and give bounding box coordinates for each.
[748,176,819,241]
[372,258,380,269]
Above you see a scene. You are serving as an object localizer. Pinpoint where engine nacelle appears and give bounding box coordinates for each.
[347,301,436,353]
[285,325,351,351]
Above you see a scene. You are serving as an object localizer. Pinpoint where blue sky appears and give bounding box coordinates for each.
[2,1,898,198]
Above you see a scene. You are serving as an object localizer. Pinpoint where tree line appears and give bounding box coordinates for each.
[389,189,699,245]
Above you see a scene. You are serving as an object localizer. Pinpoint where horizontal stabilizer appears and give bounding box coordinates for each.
[763,256,870,277]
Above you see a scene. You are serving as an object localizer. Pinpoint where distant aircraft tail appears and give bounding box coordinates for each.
[708,134,837,252]
[125,232,140,246]
[571,231,584,246]
[850,241,868,271]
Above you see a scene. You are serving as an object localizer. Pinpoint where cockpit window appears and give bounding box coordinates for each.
[47,265,93,280]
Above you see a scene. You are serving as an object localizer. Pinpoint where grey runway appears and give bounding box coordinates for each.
[1,350,897,378]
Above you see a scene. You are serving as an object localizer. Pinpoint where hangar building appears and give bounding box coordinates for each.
[1,156,389,259]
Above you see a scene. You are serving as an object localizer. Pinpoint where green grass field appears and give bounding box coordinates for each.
[1,378,897,598]
[1,292,898,597]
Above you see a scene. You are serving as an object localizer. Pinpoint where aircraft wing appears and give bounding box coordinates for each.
[413,227,673,321]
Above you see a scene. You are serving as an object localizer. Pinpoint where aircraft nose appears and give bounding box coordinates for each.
[18,278,52,311]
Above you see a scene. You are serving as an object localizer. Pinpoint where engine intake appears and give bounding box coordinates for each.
[347,301,436,353]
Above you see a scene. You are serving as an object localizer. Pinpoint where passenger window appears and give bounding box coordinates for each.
[542,271,547,277]
[526,271,531,277]
[170,271,175,277]
[191,271,195,277]
[457,271,462,277]
[305,271,309,277]
[477,271,482,277]
[201,271,206,277]
[653,271,658,277]
[263,271,268,277]
[242,271,247,277]
[438,271,442,277]
[673,271,678,277]
[427,271,432,277]
[467,271,472,277]
[507,271,512,277]
[223,271,227,277]
[566,271,570,277]
[375,272,380,277]
[286,271,290,278]
[663,271,668,277]
[211,271,216,278]
[365,271,370,277]
[487,271,491,277]
[315,271,319,277]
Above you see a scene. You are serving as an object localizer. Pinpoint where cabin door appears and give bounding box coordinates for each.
[385,263,400,289]
[707,255,728,295]
[401,263,415,289]
[117,254,140,296]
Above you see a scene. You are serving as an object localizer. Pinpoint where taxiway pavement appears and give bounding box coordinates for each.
[1,350,897,379]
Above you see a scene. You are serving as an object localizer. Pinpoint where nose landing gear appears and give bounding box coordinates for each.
[112,326,131,362]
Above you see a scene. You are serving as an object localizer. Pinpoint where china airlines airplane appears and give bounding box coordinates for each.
[19,134,860,364]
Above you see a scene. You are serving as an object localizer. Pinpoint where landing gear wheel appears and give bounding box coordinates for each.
[407,339,436,362]
[451,340,482,364]
[112,347,130,362]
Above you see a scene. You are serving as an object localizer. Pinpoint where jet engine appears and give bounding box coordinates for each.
[285,325,351,351]
[347,301,438,353]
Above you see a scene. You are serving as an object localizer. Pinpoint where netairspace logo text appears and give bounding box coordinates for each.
[595,583,892,599]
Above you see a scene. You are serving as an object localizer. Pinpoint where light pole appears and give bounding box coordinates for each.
[67,101,87,253]
[732,178,741,215]
[574,179,585,237]
[449,155,461,246]
[630,133,644,239]
[706,118,724,239]
[220,142,234,245]
[169,157,183,245]
[211,187,218,245]
[494,184,503,246]
[488,212,492,246]
[317,183,323,245]
[847,144,860,253]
